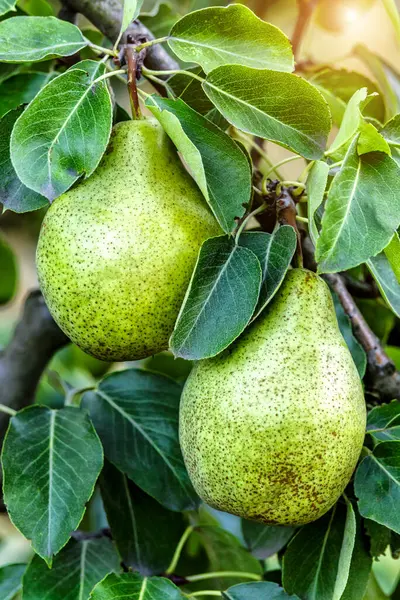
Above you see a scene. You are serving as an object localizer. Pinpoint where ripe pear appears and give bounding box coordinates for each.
[36,119,220,361]
[180,269,366,526]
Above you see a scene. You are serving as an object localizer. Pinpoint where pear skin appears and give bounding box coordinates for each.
[36,119,221,361]
[180,268,366,526]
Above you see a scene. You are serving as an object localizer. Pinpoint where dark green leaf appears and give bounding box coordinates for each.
[196,525,262,588]
[0,107,47,212]
[367,401,400,443]
[241,519,295,559]
[0,233,17,304]
[365,519,392,557]
[167,68,214,115]
[89,573,184,600]
[100,460,185,575]
[316,137,400,273]
[82,369,198,512]
[355,441,400,534]
[2,405,103,563]
[367,252,400,317]
[309,67,385,125]
[23,537,120,600]
[146,96,251,232]
[0,16,87,62]
[0,71,53,118]
[169,4,293,74]
[239,226,297,319]
[170,235,261,360]
[331,293,367,378]
[203,66,331,160]
[0,564,25,600]
[306,160,329,246]
[224,582,299,599]
[0,0,16,16]
[11,60,112,201]
[18,0,54,16]
[282,501,356,600]
[141,2,180,38]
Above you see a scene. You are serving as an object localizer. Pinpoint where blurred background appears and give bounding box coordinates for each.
[1,0,400,597]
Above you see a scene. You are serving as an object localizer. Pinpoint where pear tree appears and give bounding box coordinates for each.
[0,0,400,599]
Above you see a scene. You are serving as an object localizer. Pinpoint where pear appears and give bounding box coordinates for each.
[36,119,220,361]
[180,268,366,526]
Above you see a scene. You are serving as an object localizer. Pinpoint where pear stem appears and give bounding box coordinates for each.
[165,526,194,575]
[186,572,262,583]
[125,44,142,120]
[0,404,16,417]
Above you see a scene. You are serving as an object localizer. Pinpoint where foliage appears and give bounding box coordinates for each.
[1,0,400,599]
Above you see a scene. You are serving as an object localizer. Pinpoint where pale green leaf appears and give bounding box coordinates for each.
[169,4,293,74]
[2,406,103,563]
[10,60,112,201]
[0,0,16,16]
[0,564,25,600]
[223,582,299,599]
[384,232,400,284]
[306,160,329,246]
[327,87,370,158]
[367,252,400,317]
[170,235,262,360]
[316,137,400,273]
[358,121,391,155]
[114,0,145,49]
[203,66,331,160]
[0,16,87,63]
[146,95,251,232]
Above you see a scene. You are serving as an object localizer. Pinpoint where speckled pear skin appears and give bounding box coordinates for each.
[180,269,366,526]
[36,119,221,361]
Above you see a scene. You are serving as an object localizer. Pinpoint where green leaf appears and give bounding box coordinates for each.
[358,121,391,156]
[195,525,262,588]
[241,519,295,559]
[89,573,184,600]
[0,564,25,600]
[327,87,371,158]
[331,292,367,378]
[367,401,400,443]
[2,405,103,563]
[354,45,399,121]
[22,537,120,600]
[170,235,261,360]
[316,137,400,273]
[306,160,329,246]
[141,3,180,38]
[309,67,385,126]
[169,5,293,74]
[203,66,331,160]
[0,16,87,63]
[18,0,54,16]
[81,369,198,512]
[115,0,144,47]
[355,441,400,534]
[341,510,372,600]
[0,0,16,16]
[10,60,112,201]
[167,68,214,115]
[0,233,17,304]
[223,582,299,599]
[367,252,400,318]
[239,226,297,318]
[381,115,400,170]
[0,71,53,118]
[0,107,47,212]
[100,460,185,575]
[282,501,356,600]
[146,96,251,232]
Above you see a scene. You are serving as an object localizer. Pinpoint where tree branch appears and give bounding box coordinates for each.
[292,0,318,62]
[62,0,179,72]
[0,291,69,434]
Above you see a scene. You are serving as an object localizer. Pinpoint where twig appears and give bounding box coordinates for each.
[124,44,142,119]
[276,186,303,267]
[292,0,318,61]
[0,291,69,435]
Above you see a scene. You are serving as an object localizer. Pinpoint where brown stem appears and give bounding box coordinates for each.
[292,0,318,62]
[124,45,142,120]
[276,187,303,268]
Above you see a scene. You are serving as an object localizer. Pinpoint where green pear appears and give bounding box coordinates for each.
[36,119,220,361]
[180,268,366,526]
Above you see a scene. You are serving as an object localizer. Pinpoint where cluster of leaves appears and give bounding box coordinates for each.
[1,0,400,599]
